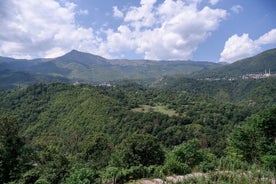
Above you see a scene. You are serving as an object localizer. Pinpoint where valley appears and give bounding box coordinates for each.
[0,49,275,183]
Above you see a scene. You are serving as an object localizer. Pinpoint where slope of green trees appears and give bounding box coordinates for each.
[0,79,275,183]
[192,48,276,78]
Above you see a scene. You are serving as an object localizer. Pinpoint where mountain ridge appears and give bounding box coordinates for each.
[0,50,221,87]
[0,48,275,89]
[192,48,276,78]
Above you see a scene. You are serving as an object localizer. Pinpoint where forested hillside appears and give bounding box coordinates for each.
[0,50,220,87]
[0,70,69,89]
[193,48,276,78]
[0,78,275,183]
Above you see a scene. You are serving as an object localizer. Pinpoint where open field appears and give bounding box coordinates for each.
[132,105,179,117]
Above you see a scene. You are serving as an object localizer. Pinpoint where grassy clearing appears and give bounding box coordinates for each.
[132,105,179,117]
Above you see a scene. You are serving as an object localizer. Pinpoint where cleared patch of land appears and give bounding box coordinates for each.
[132,105,179,117]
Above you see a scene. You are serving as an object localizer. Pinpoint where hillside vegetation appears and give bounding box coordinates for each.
[193,48,276,78]
[0,50,220,87]
[0,77,275,183]
[1,48,276,89]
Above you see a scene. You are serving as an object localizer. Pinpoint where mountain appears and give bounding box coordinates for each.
[0,50,220,86]
[193,48,276,78]
[0,56,50,71]
[1,48,275,88]
[0,70,69,89]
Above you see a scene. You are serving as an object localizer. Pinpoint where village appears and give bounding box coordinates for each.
[200,69,275,81]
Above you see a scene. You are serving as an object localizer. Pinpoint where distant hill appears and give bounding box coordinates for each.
[0,50,220,87]
[193,48,276,78]
[1,48,275,88]
[152,75,276,106]
[0,70,69,89]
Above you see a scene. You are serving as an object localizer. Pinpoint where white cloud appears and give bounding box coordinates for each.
[256,29,276,45]
[113,6,123,18]
[124,0,157,30]
[104,26,135,53]
[0,0,100,58]
[231,5,243,14]
[0,0,227,60]
[104,0,226,60]
[209,0,219,6]
[219,29,276,63]
[219,34,260,63]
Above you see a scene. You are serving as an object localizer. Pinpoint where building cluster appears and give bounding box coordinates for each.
[242,69,274,79]
[199,69,275,81]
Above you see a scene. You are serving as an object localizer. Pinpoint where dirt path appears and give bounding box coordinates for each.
[131,172,207,184]
[131,172,276,184]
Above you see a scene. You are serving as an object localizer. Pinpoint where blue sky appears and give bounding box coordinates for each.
[0,0,275,63]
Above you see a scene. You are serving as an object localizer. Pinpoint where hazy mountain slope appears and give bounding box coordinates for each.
[0,50,221,84]
[38,50,220,82]
[193,48,276,78]
[2,48,275,85]
[0,57,36,71]
[0,70,69,89]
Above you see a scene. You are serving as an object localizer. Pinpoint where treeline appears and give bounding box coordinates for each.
[0,80,275,183]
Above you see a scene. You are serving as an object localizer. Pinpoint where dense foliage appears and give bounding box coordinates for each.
[0,76,275,183]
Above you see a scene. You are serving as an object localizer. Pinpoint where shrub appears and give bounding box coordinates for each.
[163,157,191,175]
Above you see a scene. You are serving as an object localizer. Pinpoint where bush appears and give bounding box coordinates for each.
[198,161,216,172]
[21,169,40,184]
[65,167,97,184]
[115,134,165,168]
[261,155,276,170]
[216,157,249,171]
[163,157,191,175]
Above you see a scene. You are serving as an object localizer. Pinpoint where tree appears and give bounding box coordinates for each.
[114,134,165,168]
[35,143,70,184]
[227,107,276,167]
[163,139,216,175]
[83,133,114,169]
[65,167,97,184]
[0,115,25,183]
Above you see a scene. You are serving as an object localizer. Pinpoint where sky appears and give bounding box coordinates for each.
[0,0,275,63]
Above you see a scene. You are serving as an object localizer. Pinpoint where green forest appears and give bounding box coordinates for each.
[0,77,275,183]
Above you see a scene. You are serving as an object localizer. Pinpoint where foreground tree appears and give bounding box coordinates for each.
[0,115,25,183]
[83,133,114,169]
[163,139,216,175]
[113,133,165,168]
[227,107,276,169]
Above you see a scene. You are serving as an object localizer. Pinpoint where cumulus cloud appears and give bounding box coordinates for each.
[219,34,260,62]
[220,29,276,63]
[124,0,157,30]
[0,0,227,60]
[103,0,227,60]
[256,29,276,45]
[0,0,100,58]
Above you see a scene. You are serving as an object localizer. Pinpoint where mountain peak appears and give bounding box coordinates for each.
[68,49,80,54]
[66,49,90,56]
[55,49,110,67]
[62,50,107,60]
